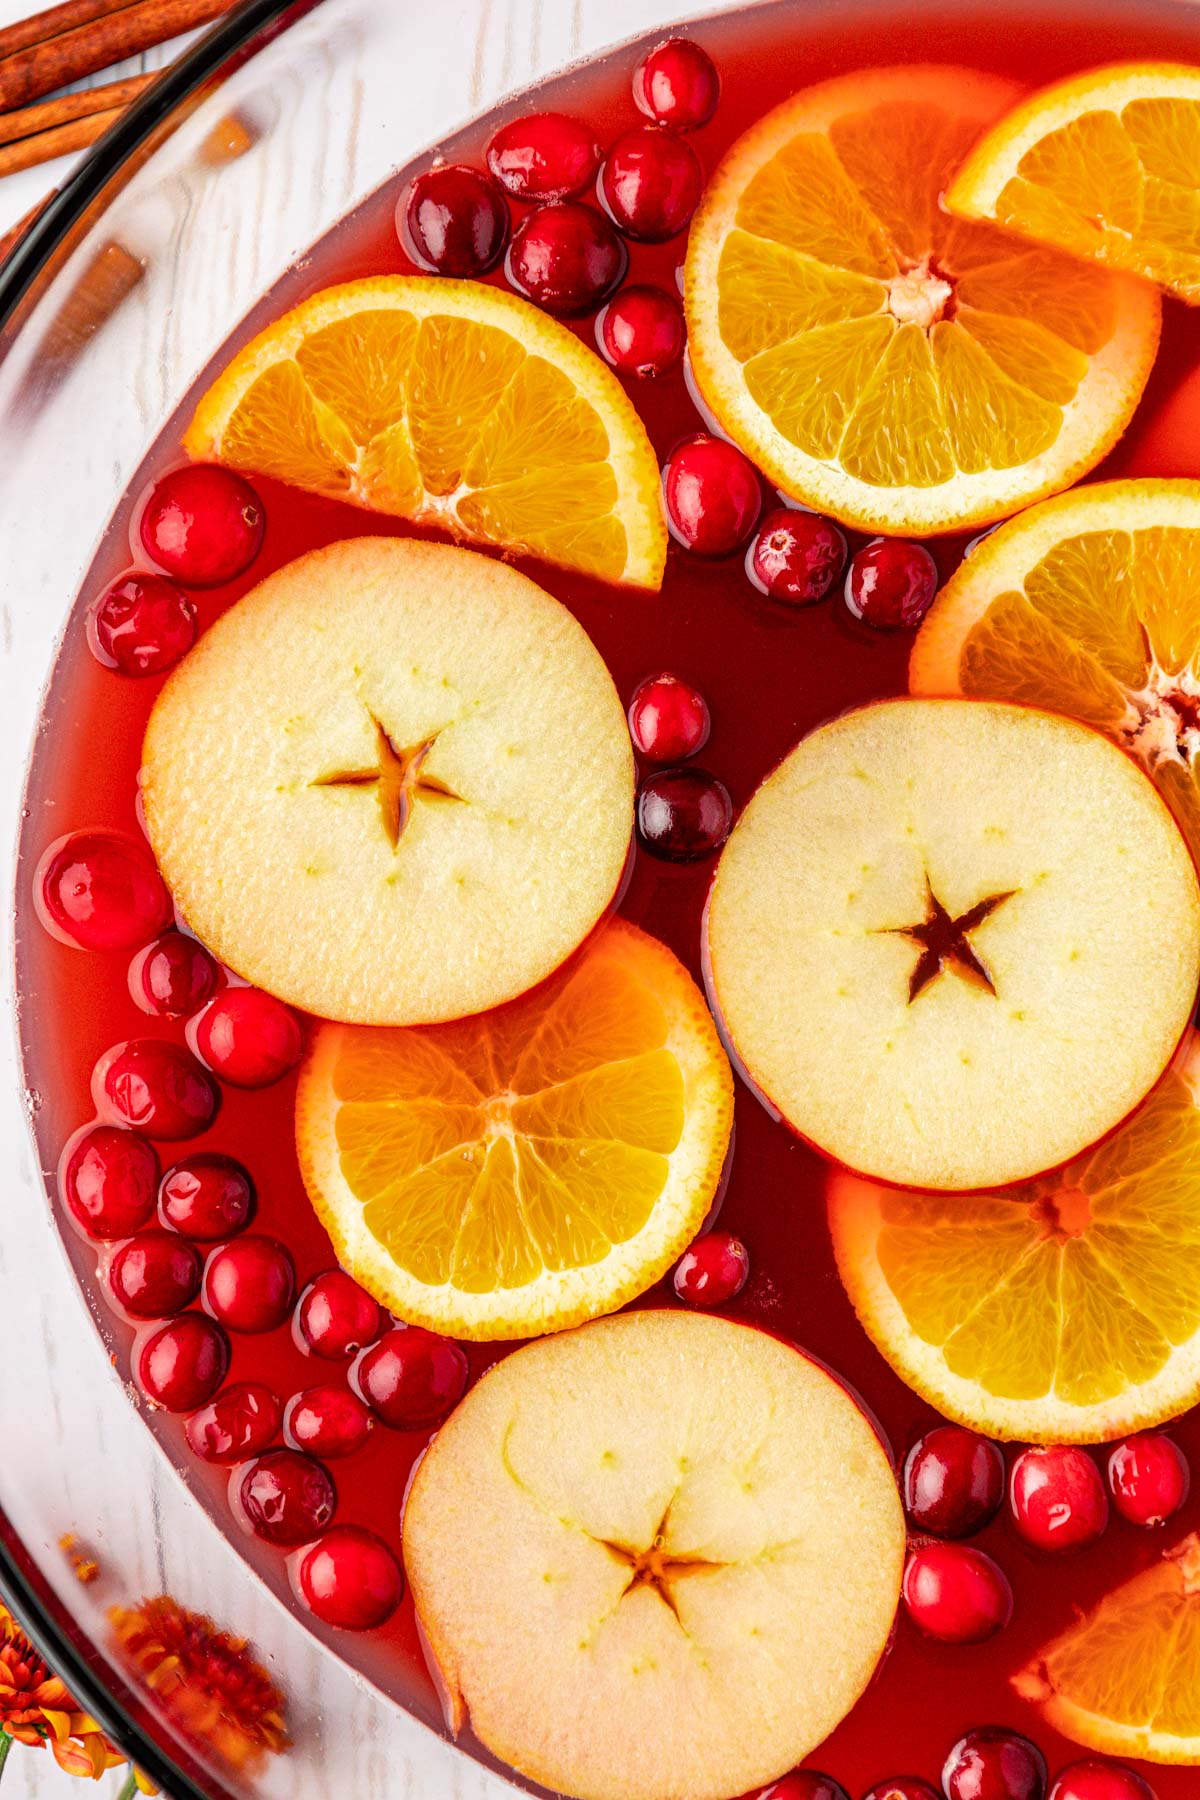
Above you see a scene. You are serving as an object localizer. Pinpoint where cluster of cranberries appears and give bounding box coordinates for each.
[628,669,733,863]
[759,1742,1157,1799]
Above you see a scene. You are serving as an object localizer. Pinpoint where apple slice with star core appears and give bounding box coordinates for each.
[705,697,1200,1190]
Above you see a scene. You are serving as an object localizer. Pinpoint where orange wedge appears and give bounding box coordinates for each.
[184,276,667,589]
[684,64,1160,535]
[949,63,1200,305]
[295,919,734,1340]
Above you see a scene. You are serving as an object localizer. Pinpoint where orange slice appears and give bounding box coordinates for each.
[949,63,1200,305]
[684,64,1160,535]
[184,276,667,589]
[295,919,734,1340]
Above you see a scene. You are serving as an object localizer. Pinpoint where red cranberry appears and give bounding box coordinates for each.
[758,1776,849,1800]
[904,1425,1006,1538]
[942,1730,1047,1800]
[129,930,217,1017]
[505,201,627,316]
[665,433,761,556]
[61,1124,159,1241]
[633,37,720,130]
[159,1153,254,1240]
[600,127,703,242]
[673,1232,748,1307]
[137,1313,229,1411]
[748,507,848,605]
[297,1525,403,1631]
[864,1784,940,1800]
[401,163,509,276]
[193,987,302,1088]
[285,1385,372,1460]
[239,1449,336,1546]
[140,465,264,588]
[637,768,733,861]
[108,1229,201,1319]
[353,1325,468,1429]
[89,574,195,676]
[598,284,685,377]
[203,1235,295,1334]
[185,1381,281,1464]
[902,1542,1012,1644]
[1108,1433,1189,1527]
[629,672,710,762]
[1047,1763,1156,1800]
[845,538,939,629]
[93,1039,218,1141]
[486,112,599,202]
[1009,1445,1108,1553]
[37,830,171,952]
[295,1270,382,1360]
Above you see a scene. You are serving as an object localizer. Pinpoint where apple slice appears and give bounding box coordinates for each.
[142,537,633,1026]
[403,1310,904,1800]
[706,697,1200,1191]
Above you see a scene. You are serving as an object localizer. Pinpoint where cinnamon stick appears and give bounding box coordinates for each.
[0,70,154,148]
[0,0,136,62]
[0,192,52,260]
[0,0,235,112]
[0,104,123,176]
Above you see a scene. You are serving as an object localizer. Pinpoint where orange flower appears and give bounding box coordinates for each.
[0,1600,122,1779]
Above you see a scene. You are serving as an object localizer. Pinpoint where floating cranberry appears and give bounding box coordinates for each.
[353,1325,468,1429]
[486,112,599,202]
[61,1124,159,1241]
[159,1152,254,1240]
[1108,1434,1189,1528]
[37,830,171,952]
[758,1775,849,1800]
[673,1232,748,1307]
[628,672,710,762]
[600,126,703,242]
[402,163,509,276]
[93,1039,218,1141]
[633,37,720,130]
[748,507,848,605]
[845,538,939,630]
[129,930,217,1017]
[140,465,264,588]
[863,1783,940,1800]
[203,1235,295,1334]
[664,433,761,556]
[185,1381,281,1464]
[297,1525,403,1631]
[505,201,627,316]
[904,1425,1006,1538]
[239,1449,336,1546]
[285,1385,372,1460]
[108,1230,201,1320]
[1009,1445,1108,1553]
[637,768,733,862]
[942,1730,1047,1800]
[193,987,302,1088]
[598,284,685,378]
[1047,1762,1156,1800]
[89,573,195,676]
[137,1313,229,1411]
[295,1270,382,1360]
[902,1542,1012,1645]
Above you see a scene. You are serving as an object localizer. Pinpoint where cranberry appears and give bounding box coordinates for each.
[1047,1763,1156,1800]
[673,1232,748,1307]
[297,1525,403,1631]
[185,1381,281,1464]
[628,673,710,762]
[1009,1445,1109,1553]
[239,1449,336,1546]
[137,1313,229,1411]
[353,1325,468,1429]
[748,507,848,605]
[665,433,761,556]
[864,1784,940,1800]
[486,112,599,202]
[203,1235,295,1334]
[37,830,171,953]
[598,284,685,378]
[845,538,939,630]
[401,163,509,276]
[129,930,217,1017]
[633,37,720,130]
[1108,1433,1189,1528]
[758,1776,849,1800]
[108,1229,201,1320]
[159,1152,254,1240]
[295,1270,382,1359]
[193,987,302,1088]
[89,573,195,676]
[600,126,703,242]
[904,1425,1006,1538]
[285,1385,372,1460]
[140,465,264,588]
[505,201,627,316]
[61,1124,159,1240]
[637,768,733,861]
[93,1039,218,1141]
[902,1542,1012,1644]
[942,1730,1047,1800]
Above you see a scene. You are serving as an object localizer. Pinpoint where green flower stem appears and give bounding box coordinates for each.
[0,1731,12,1784]
[114,1767,140,1800]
